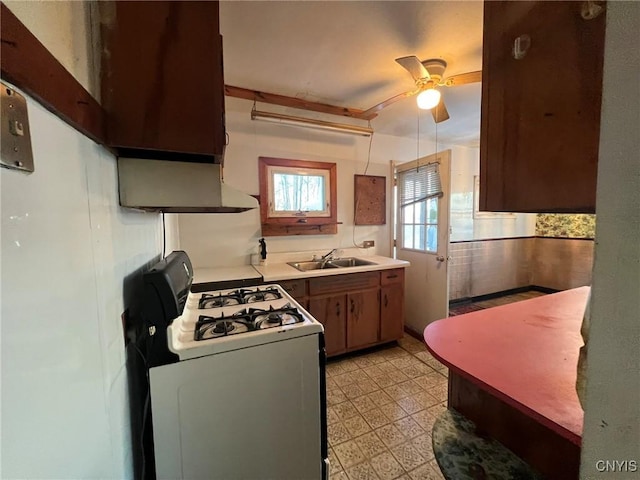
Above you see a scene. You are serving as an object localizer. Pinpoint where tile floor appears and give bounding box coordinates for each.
[448,290,547,316]
[327,291,548,479]
[326,336,447,480]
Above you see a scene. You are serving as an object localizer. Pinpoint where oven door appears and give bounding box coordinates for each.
[149,333,324,479]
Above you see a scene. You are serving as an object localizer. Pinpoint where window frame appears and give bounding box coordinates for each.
[258,156,338,236]
[396,161,442,254]
[266,165,331,217]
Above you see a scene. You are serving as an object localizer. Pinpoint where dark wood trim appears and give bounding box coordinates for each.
[535,235,595,241]
[403,325,425,342]
[468,285,556,303]
[260,223,338,236]
[0,2,105,144]
[450,236,535,244]
[258,156,339,237]
[225,85,377,121]
[449,285,560,306]
[191,277,263,293]
[451,236,595,244]
[530,285,561,294]
[449,372,580,480]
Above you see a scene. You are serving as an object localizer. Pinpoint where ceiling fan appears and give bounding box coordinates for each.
[363,56,482,123]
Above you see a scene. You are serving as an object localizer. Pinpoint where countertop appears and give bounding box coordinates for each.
[253,254,410,282]
[193,265,262,285]
[424,286,589,446]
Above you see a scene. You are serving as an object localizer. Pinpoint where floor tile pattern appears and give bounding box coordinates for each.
[449,290,547,316]
[327,336,447,479]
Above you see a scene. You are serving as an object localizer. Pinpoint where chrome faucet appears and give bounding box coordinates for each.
[315,248,338,266]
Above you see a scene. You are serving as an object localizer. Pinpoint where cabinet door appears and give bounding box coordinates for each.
[480,1,605,213]
[347,288,380,349]
[101,1,225,159]
[278,279,307,301]
[380,283,404,343]
[308,294,347,357]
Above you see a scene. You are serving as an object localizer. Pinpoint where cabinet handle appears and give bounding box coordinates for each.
[384,294,388,307]
[386,274,398,279]
[581,1,604,20]
[512,34,531,60]
[350,299,355,314]
[336,302,341,316]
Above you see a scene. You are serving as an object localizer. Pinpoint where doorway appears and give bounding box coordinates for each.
[395,149,451,335]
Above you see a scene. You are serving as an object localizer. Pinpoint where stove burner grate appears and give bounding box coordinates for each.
[198,287,283,309]
[194,303,304,340]
[199,293,242,309]
[253,304,304,329]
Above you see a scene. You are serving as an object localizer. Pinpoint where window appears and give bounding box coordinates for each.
[397,162,442,253]
[258,157,338,236]
[267,166,330,217]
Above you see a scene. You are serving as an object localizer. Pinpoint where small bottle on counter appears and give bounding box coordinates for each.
[259,238,267,266]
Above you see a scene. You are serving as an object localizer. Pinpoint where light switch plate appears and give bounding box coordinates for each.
[1,82,34,173]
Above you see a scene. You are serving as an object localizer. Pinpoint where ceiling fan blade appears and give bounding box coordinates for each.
[362,88,421,119]
[442,70,482,87]
[395,56,429,81]
[431,100,450,123]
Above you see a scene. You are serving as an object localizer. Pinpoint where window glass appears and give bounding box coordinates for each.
[272,173,325,212]
[403,225,414,249]
[397,163,441,253]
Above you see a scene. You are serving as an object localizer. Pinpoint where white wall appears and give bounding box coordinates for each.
[581,2,640,476]
[449,146,536,241]
[179,99,532,268]
[1,2,169,478]
[178,97,422,267]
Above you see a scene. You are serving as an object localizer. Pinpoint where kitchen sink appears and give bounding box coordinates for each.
[327,257,376,267]
[287,257,376,272]
[287,261,340,272]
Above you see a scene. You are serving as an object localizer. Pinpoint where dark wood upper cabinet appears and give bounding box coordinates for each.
[480,1,606,213]
[100,1,225,161]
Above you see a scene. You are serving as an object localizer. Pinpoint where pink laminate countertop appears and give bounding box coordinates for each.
[424,287,589,446]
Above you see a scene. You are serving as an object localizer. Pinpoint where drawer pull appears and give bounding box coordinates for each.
[336,303,341,316]
[350,299,355,314]
[386,274,398,279]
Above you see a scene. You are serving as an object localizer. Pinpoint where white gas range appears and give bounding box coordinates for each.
[137,251,328,480]
[169,284,323,359]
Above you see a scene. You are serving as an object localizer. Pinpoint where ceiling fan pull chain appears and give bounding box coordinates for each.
[512,34,531,60]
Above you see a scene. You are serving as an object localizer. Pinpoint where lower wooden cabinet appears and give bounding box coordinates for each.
[304,269,405,357]
[380,269,405,343]
[308,294,347,356]
[380,283,404,342]
[277,279,307,302]
[347,289,381,349]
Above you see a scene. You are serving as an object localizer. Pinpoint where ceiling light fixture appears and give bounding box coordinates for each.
[251,109,373,137]
[416,88,441,110]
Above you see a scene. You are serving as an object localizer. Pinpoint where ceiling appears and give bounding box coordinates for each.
[220,1,484,147]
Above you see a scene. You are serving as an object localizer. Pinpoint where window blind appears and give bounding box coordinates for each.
[398,163,443,207]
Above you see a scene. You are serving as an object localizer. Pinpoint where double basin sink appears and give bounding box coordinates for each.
[287,257,376,272]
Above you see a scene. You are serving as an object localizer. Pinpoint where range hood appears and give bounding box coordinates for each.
[117,158,258,213]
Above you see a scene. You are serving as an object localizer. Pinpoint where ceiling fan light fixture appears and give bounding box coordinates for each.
[416,88,441,110]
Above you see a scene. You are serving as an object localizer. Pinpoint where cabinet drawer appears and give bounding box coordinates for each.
[381,268,404,286]
[277,279,307,300]
[309,272,380,296]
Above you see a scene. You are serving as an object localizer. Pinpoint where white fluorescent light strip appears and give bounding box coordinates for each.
[251,110,373,137]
